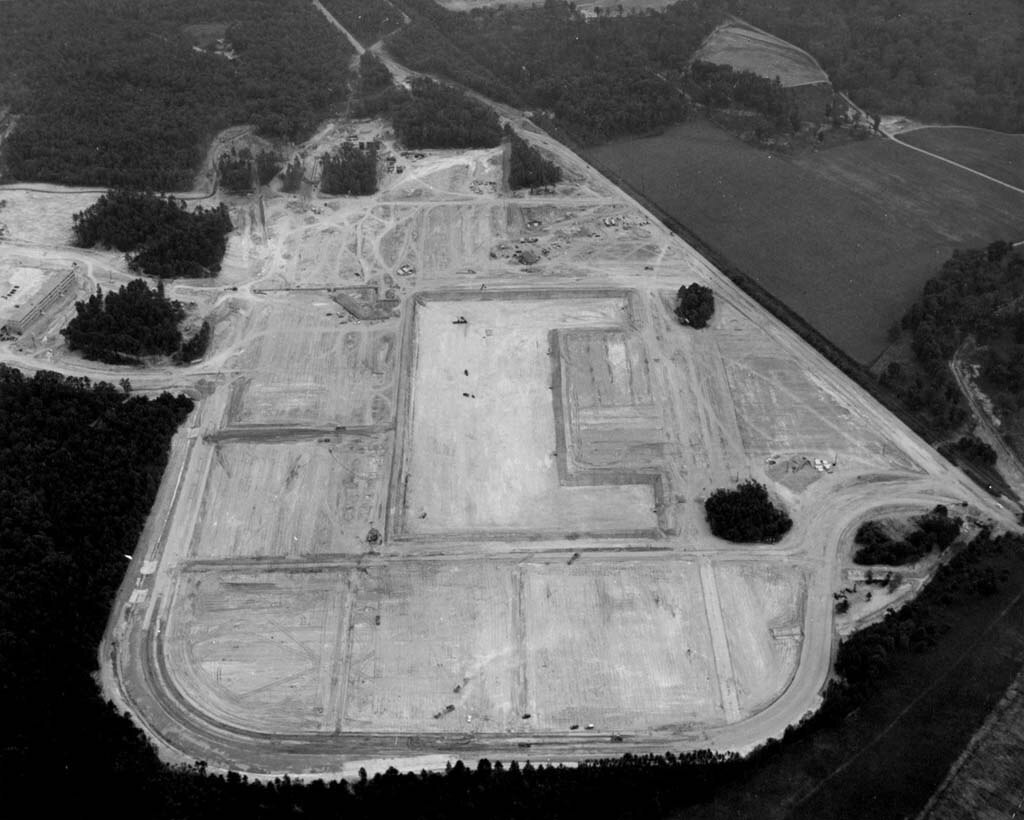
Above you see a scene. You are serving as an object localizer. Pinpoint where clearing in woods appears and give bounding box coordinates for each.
[694,20,829,87]
[66,109,1014,779]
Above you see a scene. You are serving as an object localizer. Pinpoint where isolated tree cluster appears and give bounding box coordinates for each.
[704,479,792,543]
[217,148,283,193]
[62,279,210,365]
[508,132,562,190]
[946,434,998,468]
[675,283,715,328]
[689,60,796,133]
[853,505,962,566]
[72,190,233,278]
[320,143,379,196]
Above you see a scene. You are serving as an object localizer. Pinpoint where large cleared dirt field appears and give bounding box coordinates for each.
[22,104,1001,779]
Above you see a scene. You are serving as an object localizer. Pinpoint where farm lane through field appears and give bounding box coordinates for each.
[884,124,1024,199]
[588,121,1024,363]
[2,43,1014,777]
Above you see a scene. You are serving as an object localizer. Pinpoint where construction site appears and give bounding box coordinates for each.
[0,100,1012,779]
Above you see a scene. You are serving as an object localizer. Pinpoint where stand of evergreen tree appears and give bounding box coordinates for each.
[62,280,183,365]
[320,143,379,196]
[72,189,233,279]
[320,0,404,47]
[675,283,715,328]
[62,279,211,366]
[942,434,998,468]
[689,60,796,133]
[218,148,282,192]
[180,320,213,364]
[881,242,1023,435]
[391,78,503,149]
[387,0,1024,145]
[0,366,194,801]
[0,0,353,189]
[256,150,283,187]
[705,479,793,543]
[217,148,255,193]
[352,52,405,118]
[280,157,306,193]
[853,505,963,566]
[508,131,562,190]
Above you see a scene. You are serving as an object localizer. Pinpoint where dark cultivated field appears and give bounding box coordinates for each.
[587,119,1024,364]
[898,127,1024,189]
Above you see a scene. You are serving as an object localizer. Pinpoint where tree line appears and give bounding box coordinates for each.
[0,0,353,189]
[853,505,963,566]
[508,131,562,190]
[321,142,379,196]
[391,78,503,149]
[62,279,211,365]
[73,190,233,279]
[320,0,405,47]
[881,242,1023,436]
[387,0,1024,143]
[731,0,1024,132]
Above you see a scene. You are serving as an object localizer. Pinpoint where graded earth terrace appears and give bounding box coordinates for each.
[11,112,998,778]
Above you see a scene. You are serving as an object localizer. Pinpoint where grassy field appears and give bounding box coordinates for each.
[587,120,1024,364]
[695,20,828,87]
[898,126,1024,189]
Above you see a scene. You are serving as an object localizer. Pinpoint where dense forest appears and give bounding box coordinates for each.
[320,0,405,46]
[386,0,1024,141]
[508,131,562,190]
[675,283,716,329]
[320,143,379,196]
[3,366,1020,817]
[73,190,233,278]
[704,479,793,543]
[352,52,404,119]
[0,366,194,808]
[62,279,210,365]
[391,78,503,149]
[0,0,352,188]
[881,242,1023,436]
[388,0,709,144]
[853,505,963,566]
[731,0,1024,132]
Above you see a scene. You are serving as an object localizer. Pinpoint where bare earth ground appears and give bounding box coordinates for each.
[1,98,1015,779]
